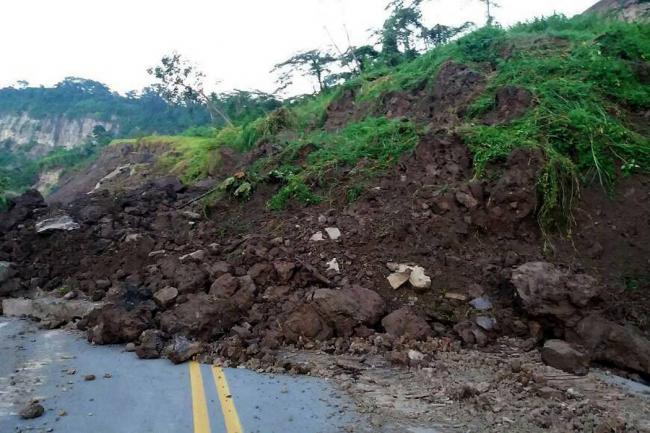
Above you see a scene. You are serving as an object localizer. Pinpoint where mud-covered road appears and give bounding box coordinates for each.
[0,318,382,433]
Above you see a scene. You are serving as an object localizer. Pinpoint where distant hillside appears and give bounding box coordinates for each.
[586,0,650,21]
[0,77,211,153]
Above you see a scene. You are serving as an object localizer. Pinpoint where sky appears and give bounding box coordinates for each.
[1,0,595,95]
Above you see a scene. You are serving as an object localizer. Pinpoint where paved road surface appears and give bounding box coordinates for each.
[0,317,370,433]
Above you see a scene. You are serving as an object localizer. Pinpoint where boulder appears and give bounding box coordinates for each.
[0,189,45,231]
[153,286,178,308]
[382,307,433,340]
[541,339,589,376]
[136,330,166,359]
[283,305,334,342]
[165,336,202,364]
[19,402,44,419]
[35,214,80,233]
[511,262,599,322]
[158,293,240,340]
[312,286,386,336]
[158,257,208,294]
[568,315,650,375]
[209,274,239,298]
[87,303,155,344]
[273,261,296,283]
[247,263,274,286]
[454,320,489,347]
[0,261,14,284]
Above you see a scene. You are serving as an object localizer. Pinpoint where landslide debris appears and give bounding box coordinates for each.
[1,11,650,432]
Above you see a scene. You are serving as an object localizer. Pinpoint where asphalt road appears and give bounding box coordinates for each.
[0,317,369,433]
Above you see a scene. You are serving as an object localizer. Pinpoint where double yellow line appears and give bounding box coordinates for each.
[189,361,243,433]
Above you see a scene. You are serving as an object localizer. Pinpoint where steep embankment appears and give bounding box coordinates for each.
[1,11,650,432]
[0,112,116,156]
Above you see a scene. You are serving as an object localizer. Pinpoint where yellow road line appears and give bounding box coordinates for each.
[189,361,212,433]
[211,366,244,433]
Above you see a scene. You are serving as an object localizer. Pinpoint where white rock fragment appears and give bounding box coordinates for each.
[386,263,432,290]
[310,231,325,242]
[388,272,410,289]
[326,258,340,273]
[408,350,425,362]
[408,266,431,290]
[325,227,341,240]
[35,215,80,233]
[179,250,206,263]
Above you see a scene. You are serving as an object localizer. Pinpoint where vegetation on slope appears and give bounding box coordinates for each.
[206,13,649,232]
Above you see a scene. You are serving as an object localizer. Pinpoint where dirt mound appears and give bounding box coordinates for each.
[2,123,648,381]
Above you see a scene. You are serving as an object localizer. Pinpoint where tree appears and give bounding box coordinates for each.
[379,0,426,65]
[340,45,380,74]
[421,22,474,48]
[272,50,337,94]
[478,0,499,26]
[148,53,232,126]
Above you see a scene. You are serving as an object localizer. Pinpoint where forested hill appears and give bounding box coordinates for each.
[0,77,212,137]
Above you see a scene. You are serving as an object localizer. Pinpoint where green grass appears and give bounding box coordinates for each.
[341,14,650,232]
[131,135,221,184]
[267,117,419,209]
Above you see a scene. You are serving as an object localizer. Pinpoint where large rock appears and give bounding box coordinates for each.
[283,305,334,342]
[35,214,80,233]
[158,257,208,294]
[312,286,386,336]
[541,339,589,376]
[382,307,433,340]
[2,297,101,324]
[136,330,166,359]
[158,293,240,340]
[511,262,599,322]
[153,286,178,308]
[165,336,202,364]
[568,315,650,375]
[0,261,14,284]
[0,189,45,231]
[87,303,155,345]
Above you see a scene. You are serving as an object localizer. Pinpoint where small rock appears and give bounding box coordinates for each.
[84,375,96,381]
[324,227,341,240]
[407,350,425,363]
[153,287,179,308]
[455,191,479,209]
[387,271,410,290]
[326,258,340,273]
[103,373,112,379]
[537,386,563,400]
[125,342,136,352]
[475,316,497,331]
[408,266,431,290]
[20,402,45,419]
[445,292,467,301]
[469,296,492,311]
[95,279,111,290]
[310,232,324,242]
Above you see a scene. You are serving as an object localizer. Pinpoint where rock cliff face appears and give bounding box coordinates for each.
[585,0,650,21]
[0,112,117,157]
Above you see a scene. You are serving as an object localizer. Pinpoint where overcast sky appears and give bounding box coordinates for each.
[1,0,595,95]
